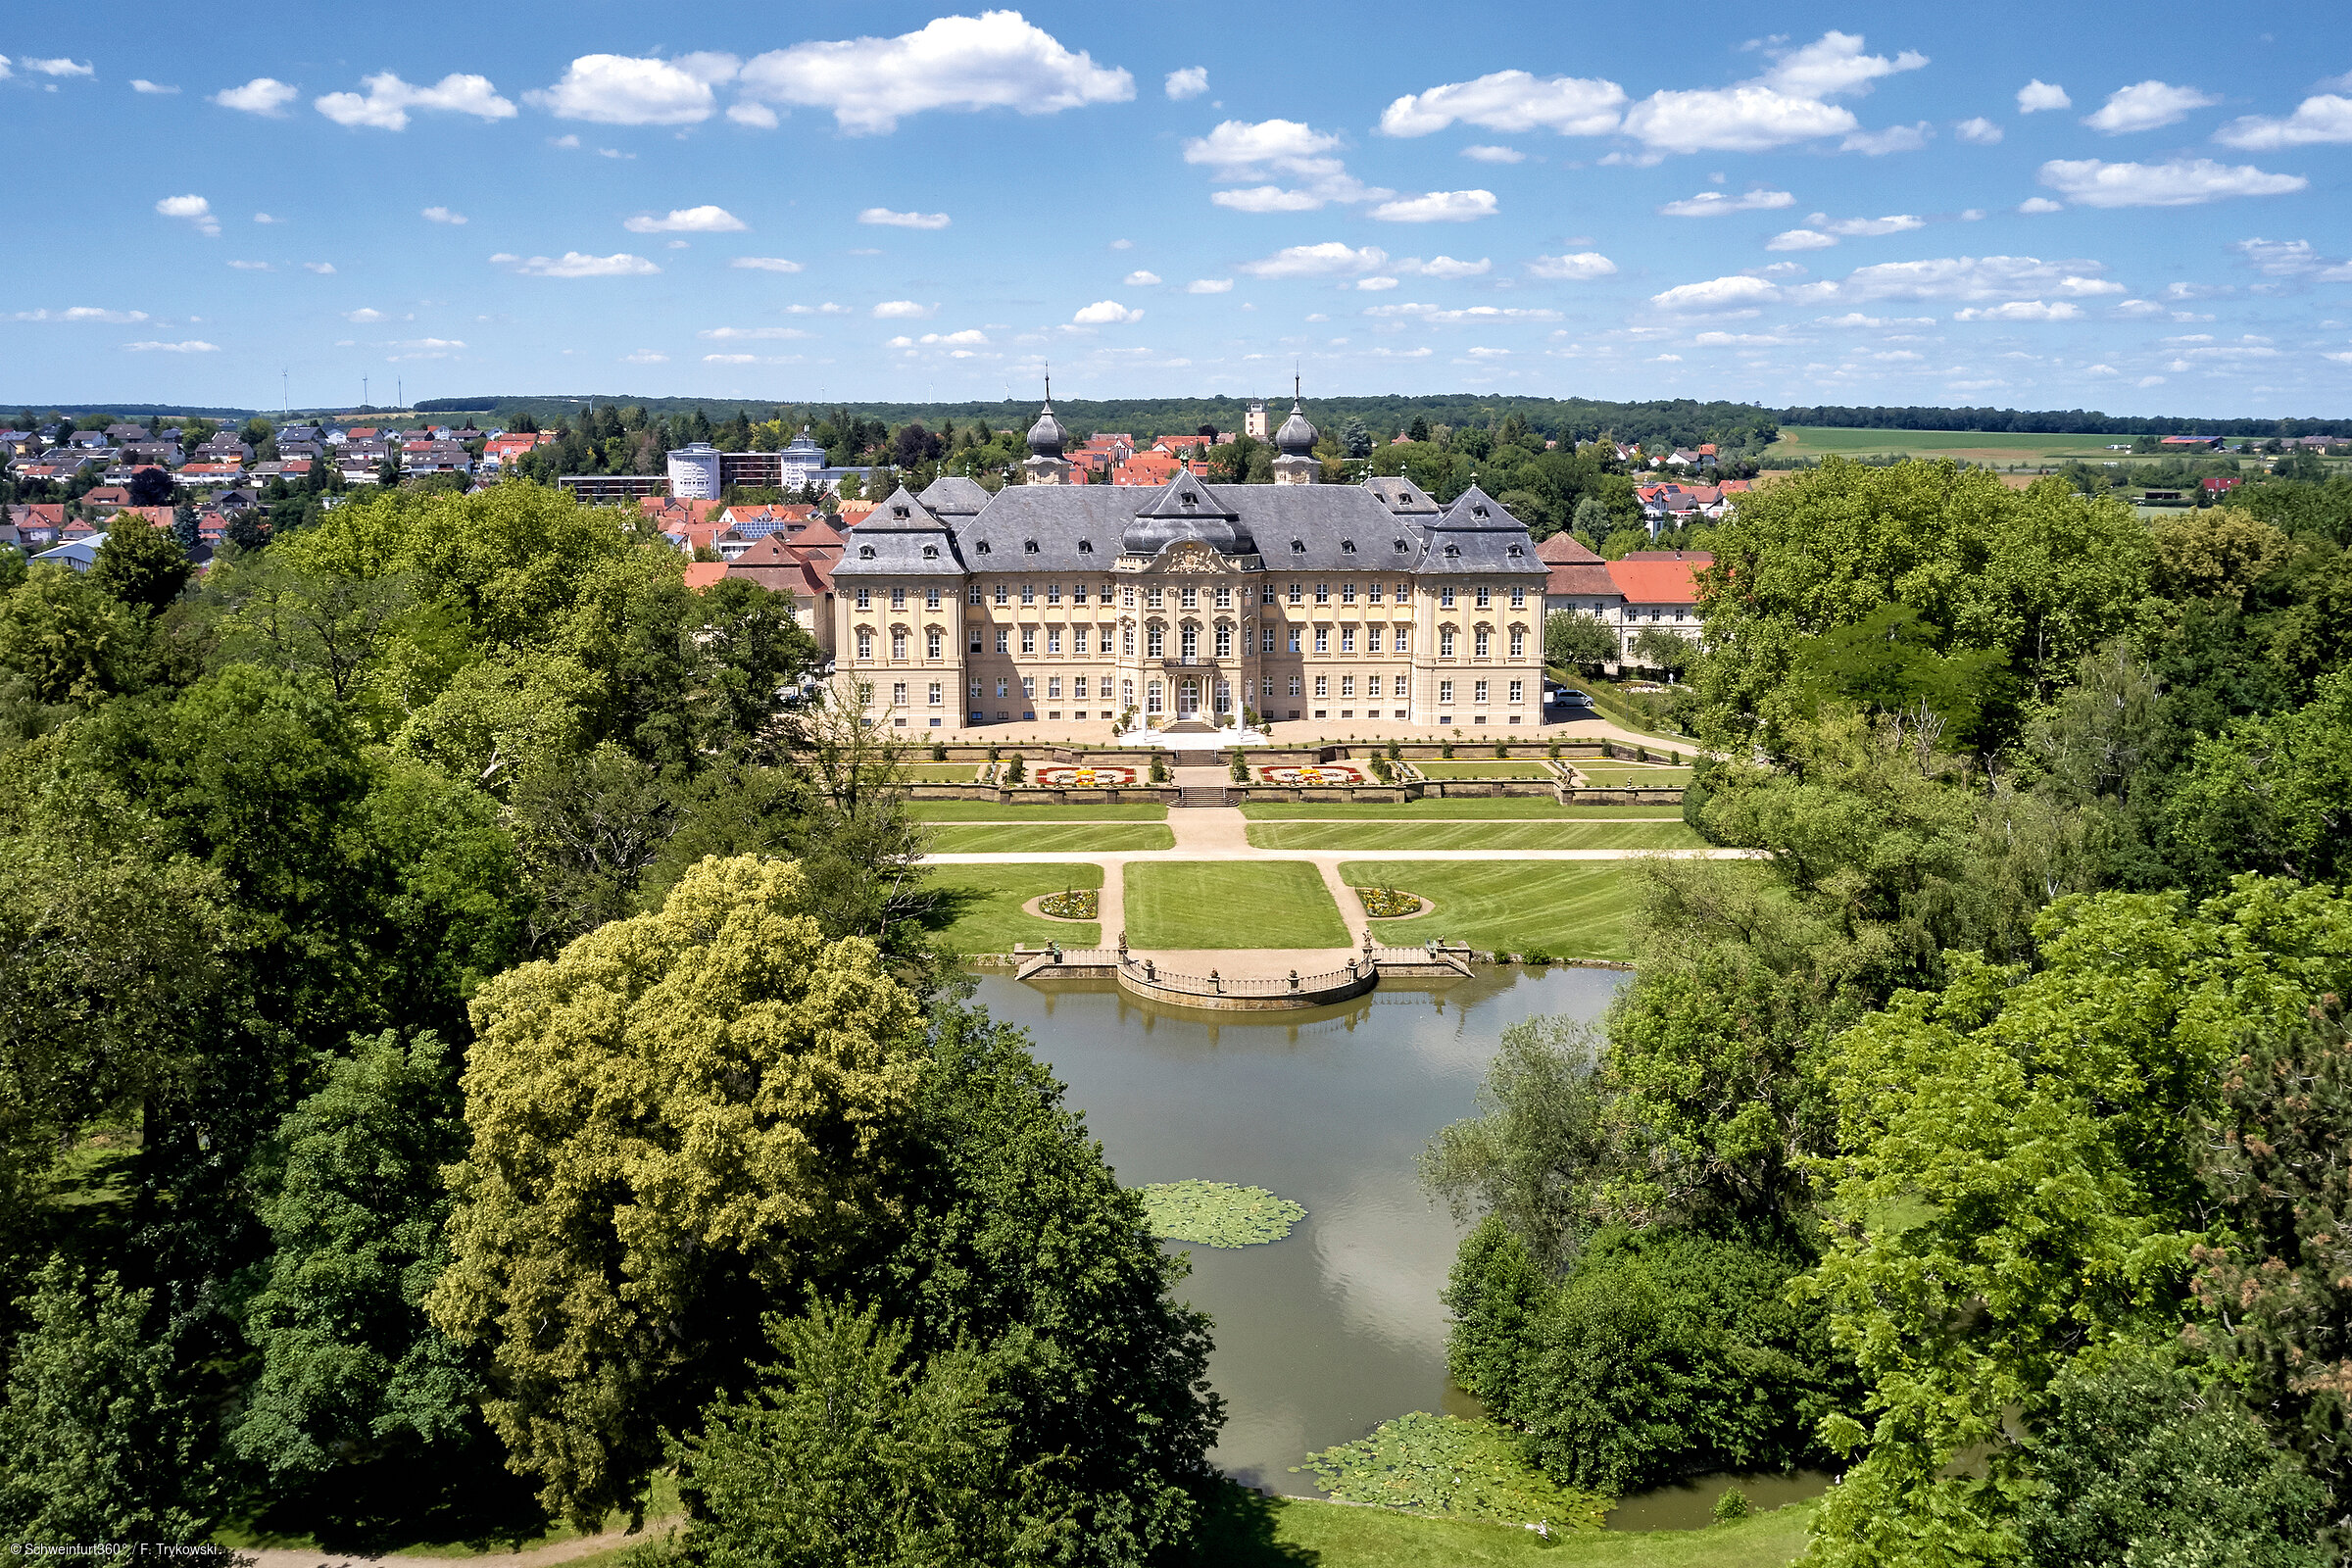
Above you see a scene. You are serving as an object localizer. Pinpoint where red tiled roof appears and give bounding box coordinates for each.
[682,562,729,591]
[1547,563,1619,597]
[725,534,831,598]
[1536,531,1602,564]
[640,495,728,524]
[1607,557,1706,605]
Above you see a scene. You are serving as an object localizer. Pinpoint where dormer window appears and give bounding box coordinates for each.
[858,545,876,559]
[1472,505,1489,519]
[1023,540,1039,554]
[893,504,910,518]
[975,540,992,554]
[1291,539,1305,554]
[1507,545,1523,557]
[1181,491,1198,507]
[1394,539,1409,553]
[1445,544,1459,557]
[922,545,939,559]
[1341,539,1356,554]
[1077,539,1094,554]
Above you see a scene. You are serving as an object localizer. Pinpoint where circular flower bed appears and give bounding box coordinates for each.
[1038,889,1098,920]
[1358,887,1426,919]
[1036,764,1140,787]
[1135,1180,1307,1248]
[1261,763,1368,786]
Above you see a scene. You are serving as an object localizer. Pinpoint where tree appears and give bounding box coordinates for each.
[0,567,153,712]
[1629,625,1695,679]
[171,498,200,555]
[1341,416,1371,459]
[2163,669,2352,890]
[224,507,270,553]
[427,857,926,1526]
[1408,415,1431,443]
[1423,1015,1608,1273]
[2017,1352,2322,1568]
[1545,611,1618,676]
[0,1260,212,1553]
[126,465,174,507]
[89,516,190,616]
[662,1300,1045,1568]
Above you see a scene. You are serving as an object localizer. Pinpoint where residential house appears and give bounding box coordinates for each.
[66,429,108,450]
[682,561,730,591]
[103,423,149,444]
[1152,434,1213,456]
[177,462,246,487]
[6,504,67,546]
[1538,530,1624,633]
[80,485,133,511]
[0,432,37,459]
[2160,435,2224,450]
[30,533,108,572]
[724,531,838,658]
[1111,452,1186,487]
[1606,552,1711,665]
[122,440,184,467]
[2202,476,2243,494]
[640,495,730,531]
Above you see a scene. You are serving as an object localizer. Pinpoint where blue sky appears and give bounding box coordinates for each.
[5,2,2350,416]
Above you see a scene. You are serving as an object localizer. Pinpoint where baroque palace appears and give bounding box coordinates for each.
[831,389,1547,733]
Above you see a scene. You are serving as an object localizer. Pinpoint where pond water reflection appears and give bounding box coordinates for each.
[967,964,1625,1493]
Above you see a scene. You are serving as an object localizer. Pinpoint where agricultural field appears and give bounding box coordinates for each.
[1343,860,1640,959]
[926,823,1175,854]
[1250,820,1701,852]
[1126,861,1349,950]
[1773,426,2132,466]
[918,861,1103,952]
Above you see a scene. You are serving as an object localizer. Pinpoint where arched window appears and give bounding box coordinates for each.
[1180,624,1199,659]
[1147,623,1165,658]
[1213,624,1232,658]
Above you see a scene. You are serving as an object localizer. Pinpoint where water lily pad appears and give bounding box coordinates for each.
[1298,1411,1606,1528]
[1135,1180,1305,1248]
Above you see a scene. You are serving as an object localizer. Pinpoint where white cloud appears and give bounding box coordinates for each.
[1659,188,1794,217]
[1767,228,1838,251]
[726,102,778,128]
[2135,374,2167,387]
[212,77,300,116]
[2038,157,2308,207]
[2017,79,2072,113]
[23,58,93,77]
[528,52,738,125]
[1123,270,1161,285]
[1397,256,1491,278]
[1625,85,1857,154]
[1954,117,2003,145]
[1238,242,1388,279]
[703,354,759,365]
[1357,277,1399,291]
[227,260,271,271]
[124,340,219,353]
[697,326,813,340]
[2083,80,2220,135]
[622,351,669,364]
[1108,238,1133,249]
[1183,118,1386,211]
[730,256,803,272]
[304,262,335,273]
[1370,189,1497,222]
[2019,196,2065,214]
[624,205,746,233]
[1650,274,1782,313]
[1362,302,1560,324]
[155,193,220,236]
[1651,354,1683,363]
[1691,331,1791,346]
[1377,70,1627,137]
[345,308,386,322]
[130,79,177,94]
[1805,255,2123,303]
[785,302,855,314]
[315,71,514,130]
[1759,31,1929,98]
[1460,144,1525,163]
[253,212,285,225]
[1952,300,2082,321]
[2231,237,2352,280]
[2214,93,2352,149]
[1817,213,1926,236]
[858,207,951,229]
[388,337,466,360]
[734,14,1132,135]
[1526,252,1617,280]
[509,252,662,277]
[8,307,149,324]
[2113,298,2165,317]
[1165,66,1207,101]
[420,206,467,224]
[1814,312,1936,327]
[1184,278,1234,294]
[1839,121,1931,155]
[1072,300,1143,324]
[916,328,989,346]
[871,300,937,318]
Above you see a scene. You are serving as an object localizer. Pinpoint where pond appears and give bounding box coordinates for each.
[967,964,1624,1494]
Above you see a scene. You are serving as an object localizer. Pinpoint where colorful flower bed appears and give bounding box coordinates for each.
[1038,889,1099,919]
[1259,763,1368,786]
[1358,887,1425,919]
[1035,764,1141,787]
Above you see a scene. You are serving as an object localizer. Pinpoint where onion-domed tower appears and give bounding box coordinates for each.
[1021,374,1073,485]
[1271,375,1319,485]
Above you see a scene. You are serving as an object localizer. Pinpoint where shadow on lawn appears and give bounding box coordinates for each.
[1182,1482,1319,1566]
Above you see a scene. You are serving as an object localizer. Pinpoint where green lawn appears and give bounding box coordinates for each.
[1190,1487,1814,1567]
[1251,821,1701,852]
[1343,860,1640,959]
[918,862,1104,953]
[898,762,984,781]
[905,801,1170,821]
[928,823,1174,853]
[1577,767,1693,788]
[1126,861,1349,950]
[1242,799,1684,821]
[1408,760,1557,780]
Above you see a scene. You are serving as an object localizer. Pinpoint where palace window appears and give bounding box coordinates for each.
[1073,582,1088,604]
[1148,625,1165,657]
[1021,583,1036,605]
[1261,677,1275,698]
[1074,676,1089,699]
[1509,679,1525,704]
[1314,582,1330,604]
[926,630,942,659]
[994,582,1008,605]
[1341,675,1354,698]
[857,629,873,659]
[1341,628,1355,654]
[1047,628,1062,655]
[891,631,907,660]
[928,681,942,708]
[1288,582,1303,604]
[926,588,941,611]
[1123,627,1136,656]
[967,584,983,605]
[856,587,871,610]
[1396,626,1411,653]
[1047,677,1061,699]
[1439,679,1454,704]
[1474,679,1490,704]
[1509,628,1526,659]
[1314,675,1329,698]
[1475,629,1491,658]
[1214,625,1232,658]
[1048,582,1061,605]
[1439,628,1455,657]
[969,678,983,699]
[1147,586,1163,608]
[1367,628,1383,654]
[1342,581,1355,604]
[1313,627,1329,655]
[858,682,874,706]
[1440,586,1455,609]
[1262,626,1276,653]
[1261,585,1278,604]
[1020,628,1036,654]
[971,627,984,653]
[996,678,1008,698]
[1181,586,1199,609]
[891,588,906,610]
[1101,627,1115,654]
[995,628,1008,653]
[1021,676,1035,698]
[1181,624,1200,659]
[1510,585,1526,609]
[1214,585,1231,608]
[1476,585,1491,609]
[1396,581,1411,600]
[1288,627,1301,653]
[1122,587,1137,607]
[1147,681,1164,713]
[892,681,907,708]
[1368,581,1383,603]
[1288,676,1301,697]
[1120,679,1134,708]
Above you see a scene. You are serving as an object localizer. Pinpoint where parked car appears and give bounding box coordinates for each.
[1549,686,1593,708]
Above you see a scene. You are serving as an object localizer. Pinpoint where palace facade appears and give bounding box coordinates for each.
[830,393,1547,733]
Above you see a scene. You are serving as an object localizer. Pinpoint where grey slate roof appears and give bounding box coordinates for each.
[831,487,965,577]
[1364,476,1440,514]
[1419,485,1544,577]
[915,475,991,517]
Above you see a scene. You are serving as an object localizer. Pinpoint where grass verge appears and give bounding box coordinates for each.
[904,801,1170,822]
[1187,1483,1816,1567]
[1251,821,1700,853]
[928,824,1175,854]
[1126,861,1348,950]
[1342,860,1640,959]
[1241,800,1684,821]
[897,763,984,782]
[1577,767,1693,789]
[918,862,1103,953]
[1407,760,1557,780]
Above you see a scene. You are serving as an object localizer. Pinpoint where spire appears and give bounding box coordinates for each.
[1273,378,1318,457]
[1025,369,1067,458]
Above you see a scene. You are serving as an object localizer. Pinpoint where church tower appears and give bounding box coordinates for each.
[1021,377,1072,485]
[1270,377,1319,485]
